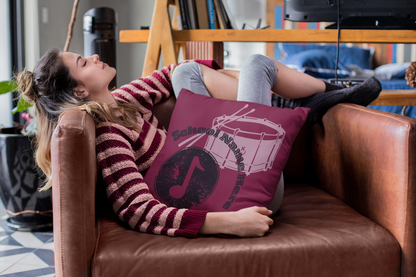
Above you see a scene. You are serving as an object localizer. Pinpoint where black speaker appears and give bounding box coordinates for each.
[83,7,117,88]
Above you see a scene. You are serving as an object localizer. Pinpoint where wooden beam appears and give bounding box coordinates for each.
[142,0,169,77]
[121,29,416,44]
[161,11,178,66]
[370,90,416,106]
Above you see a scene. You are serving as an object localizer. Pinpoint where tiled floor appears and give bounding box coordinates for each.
[0,202,55,277]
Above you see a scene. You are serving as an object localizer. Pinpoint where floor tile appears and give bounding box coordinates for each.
[0,204,55,276]
[0,236,21,247]
[0,247,35,258]
[0,263,13,274]
[33,249,54,267]
[32,233,53,244]
[0,245,22,252]
[17,252,49,267]
[0,252,30,265]
[37,242,53,251]
[11,232,44,249]
[0,263,50,275]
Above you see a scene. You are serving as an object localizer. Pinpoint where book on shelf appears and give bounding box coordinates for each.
[178,0,190,30]
[213,0,232,29]
[195,0,210,29]
[206,0,216,29]
[221,0,238,29]
[187,0,198,29]
[178,0,235,30]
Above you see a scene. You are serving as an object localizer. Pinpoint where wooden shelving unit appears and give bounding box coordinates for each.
[120,29,416,44]
[119,0,416,106]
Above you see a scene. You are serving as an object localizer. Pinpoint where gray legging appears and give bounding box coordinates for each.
[171,54,284,214]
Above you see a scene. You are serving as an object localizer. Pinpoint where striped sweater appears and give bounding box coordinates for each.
[96,60,221,237]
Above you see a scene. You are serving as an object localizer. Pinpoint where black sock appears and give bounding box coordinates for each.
[272,77,382,124]
[323,81,345,92]
[346,77,382,107]
[272,88,355,124]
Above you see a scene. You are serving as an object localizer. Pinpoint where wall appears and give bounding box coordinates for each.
[223,0,266,69]
[37,0,155,86]
[37,0,91,60]
[89,0,155,85]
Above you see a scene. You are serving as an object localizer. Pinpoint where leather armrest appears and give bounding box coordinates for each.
[312,103,416,277]
[52,110,97,277]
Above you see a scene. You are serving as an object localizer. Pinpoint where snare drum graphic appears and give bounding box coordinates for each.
[204,114,286,175]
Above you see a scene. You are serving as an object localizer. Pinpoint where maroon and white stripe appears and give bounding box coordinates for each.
[96,62,210,237]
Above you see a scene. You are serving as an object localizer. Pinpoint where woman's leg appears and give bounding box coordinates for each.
[270,60,325,99]
[171,61,284,215]
[171,62,214,99]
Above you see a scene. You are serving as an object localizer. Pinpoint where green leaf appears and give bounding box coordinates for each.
[12,97,32,114]
[0,80,19,95]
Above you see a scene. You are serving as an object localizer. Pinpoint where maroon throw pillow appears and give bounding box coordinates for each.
[144,89,310,212]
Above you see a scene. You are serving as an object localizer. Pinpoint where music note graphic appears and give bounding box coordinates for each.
[169,156,205,199]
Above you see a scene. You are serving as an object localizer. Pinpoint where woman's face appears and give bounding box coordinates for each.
[61,52,116,101]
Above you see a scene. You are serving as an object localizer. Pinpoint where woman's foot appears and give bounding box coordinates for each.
[346,77,382,106]
[272,86,356,124]
[323,77,382,106]
[272,77,383,124]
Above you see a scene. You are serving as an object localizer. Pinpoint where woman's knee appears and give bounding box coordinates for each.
[243,54,277,71]
[172,62,200,97]
[240,54,278,89]
[172,62,197,85]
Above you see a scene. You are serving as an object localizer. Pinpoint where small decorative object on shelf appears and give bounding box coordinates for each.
[405,61,416,89]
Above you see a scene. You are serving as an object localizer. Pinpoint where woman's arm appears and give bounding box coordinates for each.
[200,207,274,237]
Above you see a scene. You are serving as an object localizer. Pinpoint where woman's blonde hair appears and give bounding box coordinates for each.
[16,48,140,191]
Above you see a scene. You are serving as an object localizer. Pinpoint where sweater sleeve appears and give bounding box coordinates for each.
[96,124,209,237]
[112,60,221,108]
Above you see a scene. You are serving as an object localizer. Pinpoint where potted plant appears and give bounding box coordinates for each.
[0,80,52,231]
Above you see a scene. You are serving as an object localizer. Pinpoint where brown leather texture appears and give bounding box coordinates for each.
[52,110,98,277]
[153,96,176,131]
[51,102,413,277]
[92,183,400,277]
[312,103,416,277]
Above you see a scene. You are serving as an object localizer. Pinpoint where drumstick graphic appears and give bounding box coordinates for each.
[179,108,256,148]
[177,104,250,148]
[176,104,250,148]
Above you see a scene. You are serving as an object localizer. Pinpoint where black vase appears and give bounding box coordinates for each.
[0,134,52,231]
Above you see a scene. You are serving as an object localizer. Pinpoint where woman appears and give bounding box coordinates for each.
[16,49,381,238]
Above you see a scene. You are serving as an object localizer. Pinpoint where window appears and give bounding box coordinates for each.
[0,0,12,128]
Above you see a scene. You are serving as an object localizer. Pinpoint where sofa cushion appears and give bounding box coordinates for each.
[92,183,400,277]
[143,89,309,212]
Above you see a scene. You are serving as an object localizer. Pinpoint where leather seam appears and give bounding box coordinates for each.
[403,123,414,276]
[92,219,101,277]
[81,112,88,275]
[57,127,65,277]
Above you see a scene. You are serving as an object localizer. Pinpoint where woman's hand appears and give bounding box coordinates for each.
[199,206,274,237]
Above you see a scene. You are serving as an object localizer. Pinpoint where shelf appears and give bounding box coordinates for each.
[120,29,416,44]
[371,90,416,106]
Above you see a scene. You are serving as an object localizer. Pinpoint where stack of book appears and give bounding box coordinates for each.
[177,0,238,30]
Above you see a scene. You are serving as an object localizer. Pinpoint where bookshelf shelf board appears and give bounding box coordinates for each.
[371,90,416,106]
[120,29,416,44]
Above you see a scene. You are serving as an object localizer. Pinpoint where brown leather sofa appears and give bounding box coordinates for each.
[51,97,416,277]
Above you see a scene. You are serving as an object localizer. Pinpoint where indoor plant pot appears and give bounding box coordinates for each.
[0,80,52,231]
